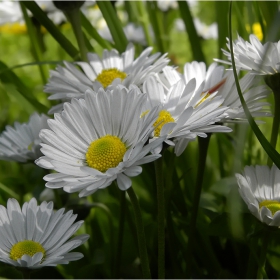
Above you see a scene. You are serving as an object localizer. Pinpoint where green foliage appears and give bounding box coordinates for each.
[0,1,280,279]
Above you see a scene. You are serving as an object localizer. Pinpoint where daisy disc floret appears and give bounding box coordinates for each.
[0,198,89,268]
[36,85,165,197]
[45,43,169,114]
[236,165,280,226]
[0,113,49,163]
[215,34,280,75]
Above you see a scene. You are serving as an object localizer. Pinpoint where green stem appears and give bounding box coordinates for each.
[114,191,126,278]
[186,135,211,277]
[136,1,154,47]
[97,1,128,52]
[64,9,87,61]
[267,89,280,166]
[20,269,31,279]
[154,157,165,279]
[146,1,166,53]
[20,2,47,84]
[80,11,112,50]
[257,231,270,279]
[127,187,151,279]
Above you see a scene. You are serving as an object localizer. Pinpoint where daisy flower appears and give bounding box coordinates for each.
[158,62,271,122]
[0,113,49,163]
[215,34,280,75]
[236,165,280,226]
[143,75,231,156]
[0,197,89,268]
[45,43,169,114]
[36,86,165,197]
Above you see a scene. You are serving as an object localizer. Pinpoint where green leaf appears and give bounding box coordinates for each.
[22,1,80,60]
[177,0,205,62]
[229,2,280,169]
[146,1,167,53]
[0,61,48,114]
[0,182,20,200]
[80,11,112,50]
[215,1,229,59]
[96,1,128,52]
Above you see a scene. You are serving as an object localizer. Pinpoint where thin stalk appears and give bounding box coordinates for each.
[20,269,31,279]
[114,191,126,278]
[186,135,211,278]
[267,89,280,166]
[20,2,47,84]
[64,9,87,61]
[257,231,270,279]
[136,1,154,47]
[127,187,151,279]
[154,157,165,279]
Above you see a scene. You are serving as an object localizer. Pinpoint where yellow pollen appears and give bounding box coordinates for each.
[95,68,127,88]
[259,200,280,216]
[195,92,211,108]
[140,110,149,118]
[153,110,175,137]
[10,240,45,261]
[86,135,127,172]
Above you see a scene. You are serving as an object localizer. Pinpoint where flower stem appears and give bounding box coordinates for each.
[136,1,154,47]
[257,230,270,279]
[20,2,47,85]
[114,191,126,278]
[186,135,211,277]
[127,187,151,279]
[20,269,31,279]
[154,157,165,279]
[267,89,280,166]
[64,9,88,61]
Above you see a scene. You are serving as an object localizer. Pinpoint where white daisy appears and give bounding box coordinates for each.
[0,197,89,268]
[158,62,271,122]
[45,43,169,114]
[36,86,165,197]
[236,165,280,226]
[215,34,280,75]
[143,75,232,156]
[0,113,49,163]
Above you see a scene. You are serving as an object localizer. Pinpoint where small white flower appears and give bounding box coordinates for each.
[0,197,89,268]
[0,113,49,163]
[236,165,280,226]
[158,62,271,122]
[143,75,231,156]
[36,86,165,197]
[215,34,280,75]
[45,43,169,114]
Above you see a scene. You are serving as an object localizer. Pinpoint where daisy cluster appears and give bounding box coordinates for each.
[0,28,277,271]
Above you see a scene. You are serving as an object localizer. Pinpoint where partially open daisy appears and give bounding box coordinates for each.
[36,86,165,197]
[143,75,231,156]
[0,113,49,163]
[158,62,271,122]
[236,165,280,226]
[0,198,89,268]
[45,43,169,114]
[215,34,280,75]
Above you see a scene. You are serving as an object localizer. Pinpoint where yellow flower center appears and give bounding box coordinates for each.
[86,135,127,172]
[10,240,45,261]
[153,110,175,137]
[95,68,127,88]
[259,200,280,216]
